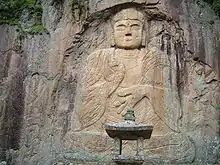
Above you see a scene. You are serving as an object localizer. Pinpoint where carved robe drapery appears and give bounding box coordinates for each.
[77,47,170,135]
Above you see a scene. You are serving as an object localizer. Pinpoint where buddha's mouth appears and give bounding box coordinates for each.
[125,37,132,41]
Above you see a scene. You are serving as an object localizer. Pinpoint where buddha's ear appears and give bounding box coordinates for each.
[110,31,115,47]
[141,30,146,47]
[109,20,115,47]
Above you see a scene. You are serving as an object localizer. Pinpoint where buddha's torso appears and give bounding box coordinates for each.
[114,49,144,87]
[104,49,154,123]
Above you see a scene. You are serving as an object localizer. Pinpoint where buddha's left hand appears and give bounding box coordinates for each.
[117,85,149,108]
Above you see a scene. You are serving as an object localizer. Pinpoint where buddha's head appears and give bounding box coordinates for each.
[111,8,145,49]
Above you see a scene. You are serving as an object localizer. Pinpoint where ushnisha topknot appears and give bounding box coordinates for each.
[112,8,145,23]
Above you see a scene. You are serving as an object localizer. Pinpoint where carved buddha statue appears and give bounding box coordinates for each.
[65,8,195,162]
[77,8,167,134]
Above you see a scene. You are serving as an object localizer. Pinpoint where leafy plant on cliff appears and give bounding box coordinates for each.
[0,0,24,20]
[28,25,49,34]
[0,0,49,37]
[0,0,41,21]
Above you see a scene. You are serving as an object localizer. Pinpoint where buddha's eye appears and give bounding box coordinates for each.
[115,24,126,31]
[131,24,141,30]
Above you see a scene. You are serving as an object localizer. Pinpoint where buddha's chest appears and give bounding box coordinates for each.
[115,54,143,87]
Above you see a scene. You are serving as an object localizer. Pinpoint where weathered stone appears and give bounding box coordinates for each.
[104,122,153,140]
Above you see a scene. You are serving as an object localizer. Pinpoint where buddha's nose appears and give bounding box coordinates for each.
[125,33,132,36]
[125,27,132,36]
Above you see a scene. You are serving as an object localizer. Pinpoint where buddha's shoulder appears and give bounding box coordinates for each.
[89,48,115,56]
[141,47,169,67]
[145,47,168,58]
[87,48,115,62]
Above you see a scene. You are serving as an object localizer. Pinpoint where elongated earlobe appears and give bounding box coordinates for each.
[141,31,146,47]
[111,32,115,47]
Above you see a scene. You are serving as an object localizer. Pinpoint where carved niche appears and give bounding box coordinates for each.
[73,8,169,135]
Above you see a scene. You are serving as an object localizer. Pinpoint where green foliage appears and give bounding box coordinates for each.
[0,19,20,25]
[212,0,220,15]
[202,0,220,16]
[0,0,42,23]
[0,0,25,20]
[0,0,47,38]
[0,19,48,39]
[24,0,36,6]
[216,105,220,109]
[28,25,49,34]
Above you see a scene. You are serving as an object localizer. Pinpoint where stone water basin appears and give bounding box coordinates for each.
[104,121,153,140]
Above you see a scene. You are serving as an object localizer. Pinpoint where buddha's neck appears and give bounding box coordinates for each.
[115,48,141,57]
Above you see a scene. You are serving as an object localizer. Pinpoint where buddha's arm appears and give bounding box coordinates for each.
[116,84,164,108]
[80,49,125,129]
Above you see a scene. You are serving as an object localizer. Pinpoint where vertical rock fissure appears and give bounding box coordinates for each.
[174,38,185,119]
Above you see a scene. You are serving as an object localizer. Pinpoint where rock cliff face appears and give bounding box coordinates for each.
[0,0,219,165]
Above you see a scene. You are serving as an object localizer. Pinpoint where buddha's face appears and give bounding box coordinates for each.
[113,19,143,49]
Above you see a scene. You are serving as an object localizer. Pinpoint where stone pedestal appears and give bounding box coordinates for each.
[104,120,153,165]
